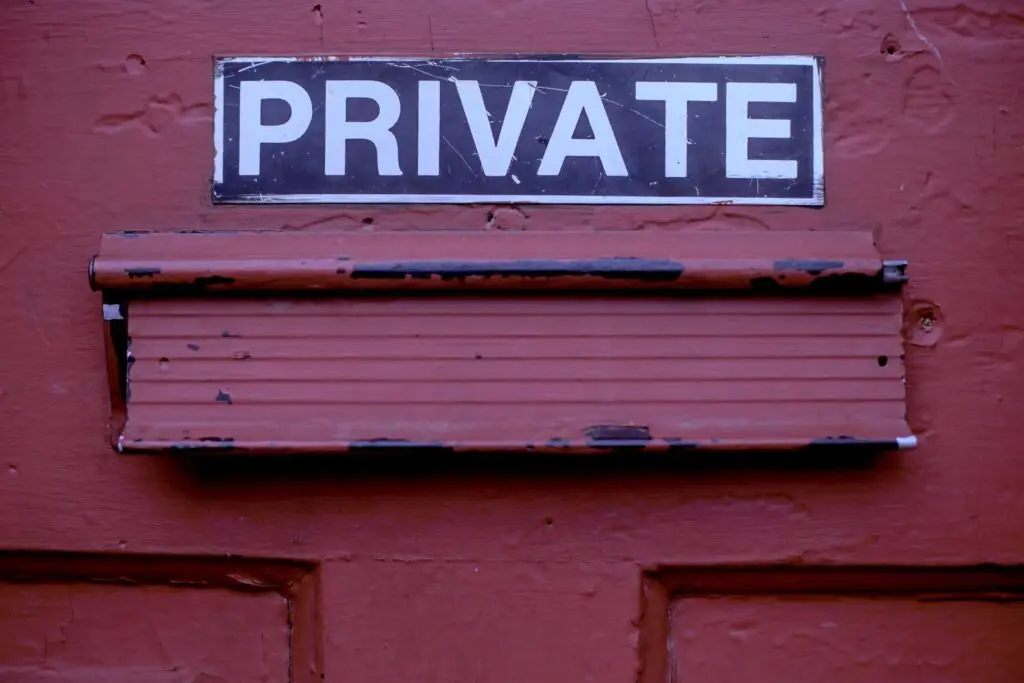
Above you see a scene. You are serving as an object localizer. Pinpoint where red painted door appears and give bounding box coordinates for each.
[2,1,1024,682]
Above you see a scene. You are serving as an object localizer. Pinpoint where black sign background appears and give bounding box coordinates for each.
[213,56,822,205]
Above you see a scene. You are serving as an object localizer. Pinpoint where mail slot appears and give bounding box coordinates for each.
[89,230,913,455]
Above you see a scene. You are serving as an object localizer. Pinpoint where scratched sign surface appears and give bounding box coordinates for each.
[213,56,824,205]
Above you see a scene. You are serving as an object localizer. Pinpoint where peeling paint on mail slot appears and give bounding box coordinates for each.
[212,55,824,206]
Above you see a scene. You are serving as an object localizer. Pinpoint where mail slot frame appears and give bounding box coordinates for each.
[90,230,914,455]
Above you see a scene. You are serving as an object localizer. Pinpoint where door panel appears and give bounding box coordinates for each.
[318,560,638,683]
[672,597,1024,682]
[0,582,290,683]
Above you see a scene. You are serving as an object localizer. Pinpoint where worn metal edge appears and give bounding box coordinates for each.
[89,258,908,293]
[117,436,917,456]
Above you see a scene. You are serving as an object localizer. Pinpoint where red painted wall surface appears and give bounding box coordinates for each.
[1,0,1023,680]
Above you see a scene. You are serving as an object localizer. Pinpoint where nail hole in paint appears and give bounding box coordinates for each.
[877,355,888,367]
[906,300,944,347]
[125,54,146,75]
[880,34,902,61]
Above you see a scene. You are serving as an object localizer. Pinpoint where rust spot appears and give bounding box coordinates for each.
[169,438,235,451]
[664,438,700,451]
[198,436,235,445]
[168,443,203,451]
[589,441,650,451]
[774,260,844,276]
[348,439,454,454]
[808,272,880,291]
[125,266,161,278]
[215,389,232,404]
[584,425,652,442]
[809,436,894,450]
[344,266,402,279]
[349,258,685,282]
[583,426,653,450]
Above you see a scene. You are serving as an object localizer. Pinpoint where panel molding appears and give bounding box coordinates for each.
[0,551,323,683]
[637,564,1024,683]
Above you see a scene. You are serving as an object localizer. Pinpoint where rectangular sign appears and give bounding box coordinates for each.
[213,56,823,206]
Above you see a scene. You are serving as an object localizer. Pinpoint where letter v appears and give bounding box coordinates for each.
[455,80,537,176]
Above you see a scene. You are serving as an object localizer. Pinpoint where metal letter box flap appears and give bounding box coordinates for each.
[90,230,914,455]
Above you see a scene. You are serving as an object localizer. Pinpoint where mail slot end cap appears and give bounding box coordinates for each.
[897,435,918,449]
[882,260,909,285]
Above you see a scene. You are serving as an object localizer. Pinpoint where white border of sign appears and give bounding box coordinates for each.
[213,55,824,206]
